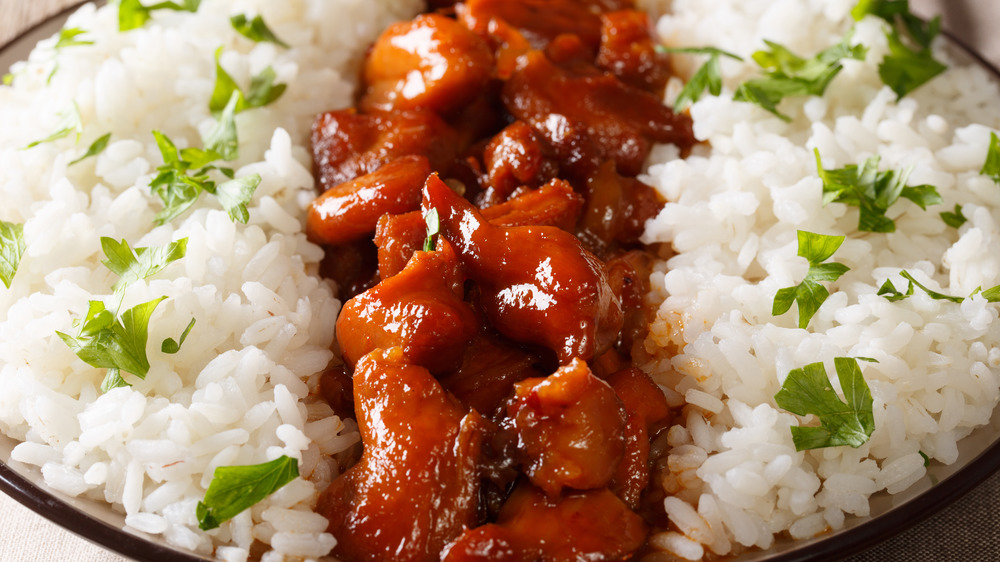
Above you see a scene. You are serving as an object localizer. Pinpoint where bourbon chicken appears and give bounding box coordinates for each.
[307,1,693,560]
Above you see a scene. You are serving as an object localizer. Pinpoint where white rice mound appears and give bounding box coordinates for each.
[0,1,421,560]
[642,0,1000,559]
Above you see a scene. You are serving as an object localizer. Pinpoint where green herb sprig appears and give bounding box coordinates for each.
[733,34,867,121]
[150,130,261,224]
[423,208,440,252]
[656,46,743,111]
[878,270,1000,303]
[197,455,299,530]
[0,220,26,289]
[230,14,289,48]
[775,357,876,451]
[852,0,946,99]
[773,230,850,329]
[25,103,83,149]
[981,131,1000,184]
[119,0,201,32]
[815,149,941,232]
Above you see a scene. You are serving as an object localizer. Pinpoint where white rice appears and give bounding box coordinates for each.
[644,0,1000,555]
[0,0,421,558]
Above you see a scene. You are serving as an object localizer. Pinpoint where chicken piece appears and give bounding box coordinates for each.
[479,121,559,205]
[307,155,431,246]
[311,108,462,191]
[318,348,486,562]
[442,483,648,561]
[336,241,477,374]
[459,0,603,55]
[422,173,623,363]
[604,249,656,354]
[596,10,671,93]
[502,49,695,177]
[318,238,379,302]
[439,333,543,420]
[318,364,355,421]
[480,179,584,231]
[504,358,627,496]
[577,160,666,256]
[374,210,428,280]
[606,367,671,508]
[361,14,494,116]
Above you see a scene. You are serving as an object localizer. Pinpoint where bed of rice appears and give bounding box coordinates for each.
[0,1,420,560]
[4,0,1000,561]
[640,0,1000,558]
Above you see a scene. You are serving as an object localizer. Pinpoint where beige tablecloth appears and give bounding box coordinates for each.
[1,1,1000,561]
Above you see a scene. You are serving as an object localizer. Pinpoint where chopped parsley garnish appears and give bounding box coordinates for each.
[100,236,188,298]
[58,297,167,392]
[939,204,967,228]
[2,73,12,86]
[205,49,286,160]
[118,0,201,32]
[69,133,112,166]
[815,149,941,232]
[162,318,196,354]
[0,220,26,289]
[773,230,850,329]
[197,455,299,530]
[656,46,743,111]
[210,49,287,115]
[55,28,94,49]
[25,103,83,149]
[59,236,190,390]
[981,131,1000,184]
[774,357,876,451]
[733,34,867,121]
[423,208,440,252]
[150,130,260,224]
[203,91,241,161]
[230,14,290,48]
[878,270,1000,303]
[852,0,946,98]
[919,450,930,466]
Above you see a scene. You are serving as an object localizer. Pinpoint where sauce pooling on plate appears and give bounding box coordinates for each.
[308,0,696,559]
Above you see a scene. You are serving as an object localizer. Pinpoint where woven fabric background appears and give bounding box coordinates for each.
[0,0,998,561]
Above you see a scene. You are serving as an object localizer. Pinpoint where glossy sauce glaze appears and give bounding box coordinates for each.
[309,0,696,559]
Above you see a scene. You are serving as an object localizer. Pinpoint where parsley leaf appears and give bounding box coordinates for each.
[230,14,290,48]
[0,220,26,289]
[203,90,241,161]
[981,131,1000,184]
[657,46,743,111]
[25,103,83,148]
[774,357,876,451]
[210,48,287,116]
[815,149,942,232]
[940,203,967,228]
[69,133,112,166]
[196,455,299,531]
[2,73,12,86]
[423,208,440,252]
[118,0,201,32]
[100,237,188,298]
[878,29,946,99]
[734,34,867,121]
[773,230,850,329]
[55,28,94,49]
[205,174,261,224]
[852,0,940,50]
[162,317,195,354]
[58,296,166,391]
[878,270,963,303]
[853,0,946,98]
[150,130,250,224]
